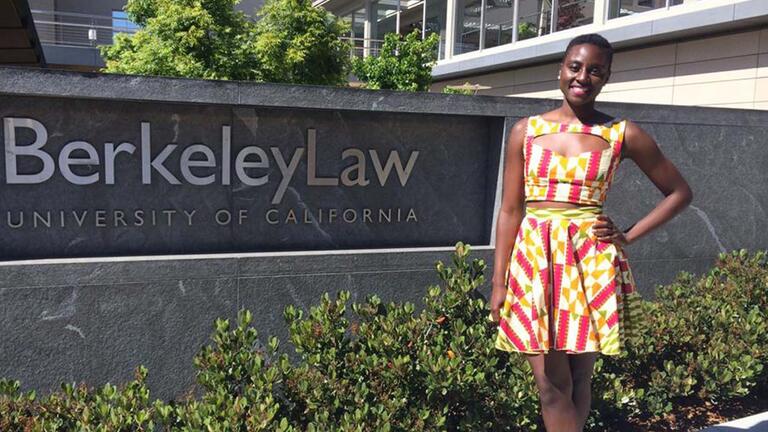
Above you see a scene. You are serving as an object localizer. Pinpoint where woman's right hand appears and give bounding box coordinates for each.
[489,281,507,323]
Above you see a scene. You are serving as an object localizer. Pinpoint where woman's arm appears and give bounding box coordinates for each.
[594,120,693,246]
[489,118,527,323]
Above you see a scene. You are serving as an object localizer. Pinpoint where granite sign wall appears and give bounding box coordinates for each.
[0,96,502,259]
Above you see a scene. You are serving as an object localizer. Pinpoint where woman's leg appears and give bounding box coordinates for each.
[568,352,599,430]
[525,351,580,432]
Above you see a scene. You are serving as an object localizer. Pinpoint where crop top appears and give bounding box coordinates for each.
[523,115,626,206]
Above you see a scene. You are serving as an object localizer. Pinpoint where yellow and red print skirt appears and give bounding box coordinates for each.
[495,206,642,356]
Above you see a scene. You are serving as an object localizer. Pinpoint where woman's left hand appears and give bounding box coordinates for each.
[593,214,630,246]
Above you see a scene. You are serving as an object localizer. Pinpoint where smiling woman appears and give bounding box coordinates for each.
[489,33,693,432]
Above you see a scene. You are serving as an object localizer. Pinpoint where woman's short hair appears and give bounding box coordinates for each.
[564,33,614,68]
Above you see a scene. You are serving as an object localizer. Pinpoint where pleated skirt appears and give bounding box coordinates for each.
[494,206,642,356]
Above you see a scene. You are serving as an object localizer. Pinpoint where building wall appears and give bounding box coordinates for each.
[433,27,768,110]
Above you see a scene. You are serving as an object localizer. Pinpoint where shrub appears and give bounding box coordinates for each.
[278,242,540,430]
[0,367,155,431]
[593,249,768,422]
[352,30,440,91]
[101,0,351,85]
[1,246,767,431]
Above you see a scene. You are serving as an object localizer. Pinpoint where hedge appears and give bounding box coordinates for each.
[1,245,766,431]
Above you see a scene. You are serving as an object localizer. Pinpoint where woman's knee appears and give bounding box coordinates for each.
[569,353,598,391]
[534,375,573,407]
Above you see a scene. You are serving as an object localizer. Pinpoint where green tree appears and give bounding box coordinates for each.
[352,31,440,91]
[101,0,262,80]
[101,0,351,85]
[254,0,351,85]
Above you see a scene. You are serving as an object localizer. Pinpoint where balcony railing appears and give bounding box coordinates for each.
[340,37,385,58]
[31,9,139,48]
[31,10,386,60]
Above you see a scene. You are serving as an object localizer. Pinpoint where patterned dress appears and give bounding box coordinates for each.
[494,115,642,356]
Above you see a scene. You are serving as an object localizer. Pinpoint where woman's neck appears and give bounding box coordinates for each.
[559,101,598,122]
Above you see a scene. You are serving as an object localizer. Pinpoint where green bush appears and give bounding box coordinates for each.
[0,367,155,431]
[352,30,440,91]
[1,246,766,431]
[441,85,474,95]
[592,249,768,422]
[101,0,351,85]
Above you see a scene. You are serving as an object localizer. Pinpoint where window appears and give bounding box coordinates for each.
[608,0,684,19]
[425,0,447,59]
[111,10,139,41]
[455,0,483,54]
[484,0,515,49]
[455,0,595,55]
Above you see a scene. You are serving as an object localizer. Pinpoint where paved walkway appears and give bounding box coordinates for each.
[699,411,768,431]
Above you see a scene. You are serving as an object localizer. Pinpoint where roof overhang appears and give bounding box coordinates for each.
[313,0,362,17]
[0,0,45,67]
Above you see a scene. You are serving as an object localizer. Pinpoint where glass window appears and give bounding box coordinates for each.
[455,0,482,54]
[399,0,425,37]
[608,0,684,19]
[425,0,447,59]
[111,10,139,38]
[484,0,515,49]
[555,0,594,32]
[517,0,551,41]
[343,8,366,58]
[373,0,400,41]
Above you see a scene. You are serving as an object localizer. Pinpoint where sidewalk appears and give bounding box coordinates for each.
[699,412,768,431]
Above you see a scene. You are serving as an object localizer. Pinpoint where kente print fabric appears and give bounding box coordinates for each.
[523,114,626,206]
[495,116,642,356]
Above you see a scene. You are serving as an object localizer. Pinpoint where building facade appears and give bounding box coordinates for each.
[23,0,768,109]
[27,0,264,70]
[318,0,768,109]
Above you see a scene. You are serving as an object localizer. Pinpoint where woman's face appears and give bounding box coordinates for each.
[558,44,611,106]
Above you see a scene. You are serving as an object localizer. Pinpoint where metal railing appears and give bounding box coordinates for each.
[31,9,139,48]
[31,9,386,60]
[340,37,385,58]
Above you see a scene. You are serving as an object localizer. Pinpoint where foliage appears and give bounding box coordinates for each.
[253,0,351,85]
[441,84,474,95]
[1,247,767,430]
[162,310,295,430]
[352,31,440,91]
[101,0,350,85]
[277,242,540,431]
[517,22,538,41]
[0,367,155,431]
[101,0,262,80]
[557,1,586,30]
[592,249,768,423]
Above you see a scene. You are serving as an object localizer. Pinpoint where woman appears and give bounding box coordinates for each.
[489,33,692,432]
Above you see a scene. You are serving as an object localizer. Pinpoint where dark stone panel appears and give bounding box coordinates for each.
[0,67,239,106]
[606,121,768,263]
[0,97,497,259]
[236,251,479,356]
[628,256,716,300]
[237,249,461,276]
[0,277,237,400]
[0,258,239,288]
